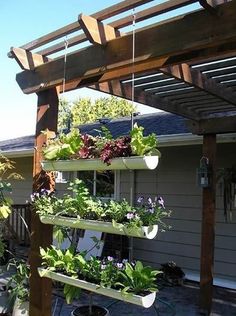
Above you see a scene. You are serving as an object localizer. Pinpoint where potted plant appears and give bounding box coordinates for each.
[38,246,160,311]
[41,124,161,171]
[6,258,30,316]
[217,165,236,221]
[31,179,171,239]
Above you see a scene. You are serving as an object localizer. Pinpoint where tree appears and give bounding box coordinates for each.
[58,96,136,131]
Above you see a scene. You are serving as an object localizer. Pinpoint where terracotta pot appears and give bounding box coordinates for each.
[71,305,109,316]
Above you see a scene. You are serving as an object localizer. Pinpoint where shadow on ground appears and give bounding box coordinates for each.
[53,280,236,316]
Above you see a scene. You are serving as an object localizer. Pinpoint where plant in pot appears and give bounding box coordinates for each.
[6,258,30,316]
[217,165,236,221]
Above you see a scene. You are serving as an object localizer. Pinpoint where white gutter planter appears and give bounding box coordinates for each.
[39,215,158,239]
[38,268,157,308]
[41,156,159,171]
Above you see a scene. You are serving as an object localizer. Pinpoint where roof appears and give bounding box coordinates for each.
[0,112,188,154]
[1,111,235,156]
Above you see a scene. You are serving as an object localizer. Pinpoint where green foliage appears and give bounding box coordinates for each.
[0,237,5,258]
[7,259,30,306]
[43,129,83,160]
[42,122,160,163]
[32,179,171,231]
[116,261,161,295]
[40,247,160,301]
[40,246,86,277]
[63,284,81,304]
[130,123,160,156]
[58,96,136,130]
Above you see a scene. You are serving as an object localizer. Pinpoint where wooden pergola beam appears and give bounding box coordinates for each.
[15,1,236,96]
[89,80,198,119]
[9,47,49,70]
[16,0,153,52]
[200,134,217,315]
[37,0,197,56]
[161,63,236,106]
[30,88,59,316]
[78,14,121,45]
[187,115,236,134]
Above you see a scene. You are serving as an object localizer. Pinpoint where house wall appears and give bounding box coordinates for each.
[120,143,236,285]
[6,142,236,285]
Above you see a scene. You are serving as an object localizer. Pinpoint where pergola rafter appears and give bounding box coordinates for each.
[11,1,236,122]
[9,1,236,316]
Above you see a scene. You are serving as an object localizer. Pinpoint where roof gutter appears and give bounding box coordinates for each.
[1,149,34,158]
[158,133,236,147]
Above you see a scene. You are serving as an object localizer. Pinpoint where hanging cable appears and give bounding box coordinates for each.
[62,36,69,96]
[129,8,136,263]
[131,8,136,130]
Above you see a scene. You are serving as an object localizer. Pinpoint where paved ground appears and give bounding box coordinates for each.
[52,280,236,316]
[1,263,236,316]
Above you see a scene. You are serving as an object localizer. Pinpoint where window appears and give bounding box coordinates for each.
[78,170,119,200]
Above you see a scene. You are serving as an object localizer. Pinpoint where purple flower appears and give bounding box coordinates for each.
[126,212,134,220]
[116,263,123,269]
[101,264,106,270]
[107,256,113,262]
[122,259,128,264]
[137,196,144,204]
[148,207,155,214]
[147,197,152,205]
[157,196,165,209]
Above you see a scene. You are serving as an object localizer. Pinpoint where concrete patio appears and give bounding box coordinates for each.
[52,280,236,316]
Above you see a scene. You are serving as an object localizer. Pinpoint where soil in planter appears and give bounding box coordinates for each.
[72,305,108,316]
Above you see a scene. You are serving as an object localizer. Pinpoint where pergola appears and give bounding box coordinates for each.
[9,0,236,315]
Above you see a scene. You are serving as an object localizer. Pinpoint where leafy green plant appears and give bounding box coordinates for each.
[6,259,30,307]
[42,123,160,162]
[0,236,5,258]
[43,129,83,160]
[40,247,160,298]
[130,123,160,157]
[32,179,171,232]
[40,246,86,277]
[116,261,161,295]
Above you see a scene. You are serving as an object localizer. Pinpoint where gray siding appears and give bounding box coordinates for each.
[120,143,236,283]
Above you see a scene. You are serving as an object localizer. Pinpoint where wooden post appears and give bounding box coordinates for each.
[29,88,59,316]
[200,134,217,315]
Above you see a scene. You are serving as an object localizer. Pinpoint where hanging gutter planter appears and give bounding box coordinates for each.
[39,215,158,239]
[41,156,159,172]
[38,268,157,308]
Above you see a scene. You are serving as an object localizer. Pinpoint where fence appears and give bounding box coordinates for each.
[7,204,31,246]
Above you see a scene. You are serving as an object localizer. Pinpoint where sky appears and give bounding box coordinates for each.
[0,1,200,141]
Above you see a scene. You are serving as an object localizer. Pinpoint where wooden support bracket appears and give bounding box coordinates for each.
[78,14,121,45]
[9,47,49,70]
[187,115,236,134]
